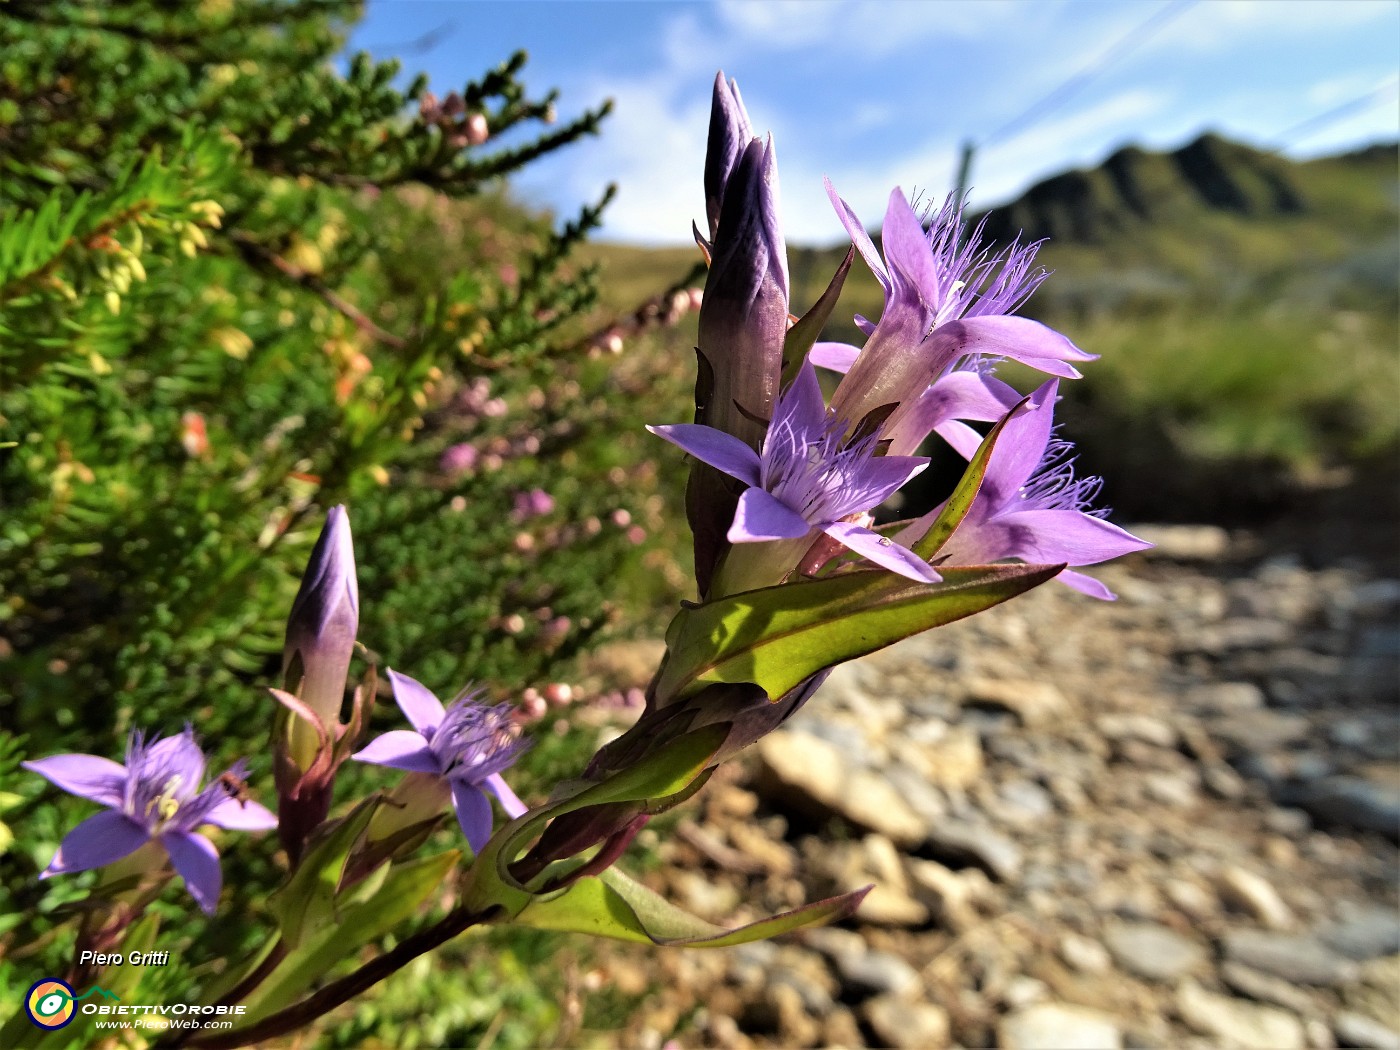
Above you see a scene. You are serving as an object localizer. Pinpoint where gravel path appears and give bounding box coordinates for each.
[588,524,1399,1049]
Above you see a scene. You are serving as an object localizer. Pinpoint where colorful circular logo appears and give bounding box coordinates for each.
[25,978,76,1030]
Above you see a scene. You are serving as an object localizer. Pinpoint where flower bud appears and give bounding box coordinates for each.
[281,505,359,771]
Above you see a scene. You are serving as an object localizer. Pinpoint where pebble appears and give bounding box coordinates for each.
[922,819,1024,882]
[754,731,928,846]
[864,997,950,1050]
[1059,931,1113,974]
[998,1002,1124,1050]
[962,677,1072,727]
[1214,865,1295,929]
[1221,929,1360,986]
[1286,775,1400,840]
[832,948,920,999]
[1317,903,1400,960]
[1103,920,1208,982]
[1175,979,1306,1049]
[1334,1010,1400,1050]
[1220,961,1319,1015]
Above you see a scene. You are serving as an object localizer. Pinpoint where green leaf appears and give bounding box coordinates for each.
[911,395,1026,560]
[461,724,729,917]
[782,246,854,388]
[515,865,869,947]
[655,562,1062,705]
[233,850,460,1025]
[267,795,380,948]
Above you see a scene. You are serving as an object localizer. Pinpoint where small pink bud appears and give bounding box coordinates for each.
[610,509,631,527]
[464,112,489,146]
[543,683,573,706]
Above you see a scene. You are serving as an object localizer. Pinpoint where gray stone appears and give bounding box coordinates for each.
[1104,921,1208,982]
[1186,681,1267,714]
[832,948,920,999]
[1286,775,1400,840]
[1209,709,1312,757]
[923,819,1024,882]
[864,996,951,1050]
[1096,712,1178,748]
[1335,1010,1400,1050]
[998,1002,1123,1050]
[1318,903,1400,960]
[1176,980,1306,1049]
[754,731,928,846]
[1222,929,1360,986]
[1220,961,1319,1015]
[962,677,1072,727]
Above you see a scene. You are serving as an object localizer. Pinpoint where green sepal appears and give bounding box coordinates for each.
[910,395,1027,559]
[231,849,460,1026]
[782,246,854,388]
[655,561,1062,705]
[461,724,729,918]
[515,865,869,947]
[267,795,381,948]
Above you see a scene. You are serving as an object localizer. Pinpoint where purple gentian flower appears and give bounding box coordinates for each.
[352,670,529,852]
[23,728,277,914]
[910,380,1152,600]
[821,182,1095,443]
[649,358,938,583]
[811,345,1022,460]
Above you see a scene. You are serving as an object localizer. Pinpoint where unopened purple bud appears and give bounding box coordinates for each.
[703,72,755,240]
[282,507,359,758]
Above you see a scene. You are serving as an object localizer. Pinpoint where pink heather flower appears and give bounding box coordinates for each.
[512,489,555,520]
[24,728,277,914]
[440,443,478,477]
[909,380,1152,599]
[649,358,937,582]
[352,671,528,852]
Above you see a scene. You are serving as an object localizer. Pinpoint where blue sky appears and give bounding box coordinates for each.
[349,1,1400,245]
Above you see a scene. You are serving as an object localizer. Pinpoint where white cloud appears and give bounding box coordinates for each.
[1151,0,1396,53]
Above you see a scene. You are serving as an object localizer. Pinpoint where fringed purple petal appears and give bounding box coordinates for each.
[352,730,440,774]
[880,187,942,316]
[41,811,148,877]
[730,487,813,542]
[809,341,860,374]
[990,509,1153,565]
[143,730,206,801]
[22,754,127,808]
[387,669,447,735]
[451,781,494,854]
[203,797,278,831]
[649,423,762,487]
[823,521,940,582]
[162,831,221,915]
[776,357,828,437]
[824,177,889,297]
[952,316,1096,377]
[482,772,528,819]
[933,419,988,461]
[1056,568,1119,601]
[981,381,1058,505]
